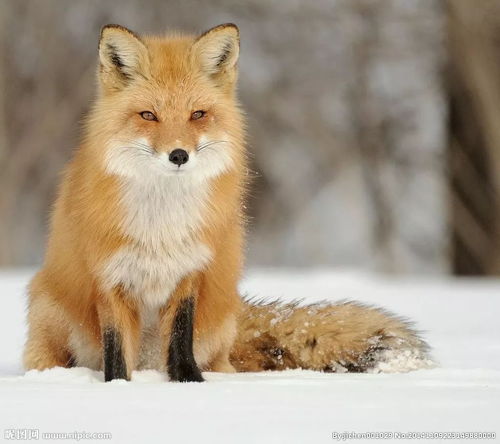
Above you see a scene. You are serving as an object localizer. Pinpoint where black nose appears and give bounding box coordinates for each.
[169,149,189,166]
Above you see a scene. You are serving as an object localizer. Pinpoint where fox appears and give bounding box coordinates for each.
[23,23,432,383]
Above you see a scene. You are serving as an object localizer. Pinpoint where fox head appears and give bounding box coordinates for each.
[87,23,244,183]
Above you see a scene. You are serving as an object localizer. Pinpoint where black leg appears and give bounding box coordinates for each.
[103,328,128,382]
[167,298,204,382]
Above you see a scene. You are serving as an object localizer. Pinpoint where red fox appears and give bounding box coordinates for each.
[24,24,431,382]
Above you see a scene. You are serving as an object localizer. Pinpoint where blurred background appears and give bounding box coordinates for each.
[0,0,499,276]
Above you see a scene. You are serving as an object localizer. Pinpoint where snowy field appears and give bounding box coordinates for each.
[0,269,499,443]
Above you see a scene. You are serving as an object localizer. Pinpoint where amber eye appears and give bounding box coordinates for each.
[191,110,207,120]
[140,111,157,121]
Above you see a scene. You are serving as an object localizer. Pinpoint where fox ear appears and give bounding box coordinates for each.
[192,24,240,89]
[98,24,150,91]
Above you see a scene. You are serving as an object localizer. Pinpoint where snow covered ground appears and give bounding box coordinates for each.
[0,269,499,443]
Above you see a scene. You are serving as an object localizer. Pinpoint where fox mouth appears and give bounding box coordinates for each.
[105,138,234,181]
[162,164,192,176]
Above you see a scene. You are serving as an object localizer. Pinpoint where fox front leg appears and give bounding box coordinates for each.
[102,328,127,381]
[164,297,204,382]
[98,289,141,382]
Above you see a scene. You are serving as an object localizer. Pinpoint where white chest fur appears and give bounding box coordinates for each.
[99,175,213,308]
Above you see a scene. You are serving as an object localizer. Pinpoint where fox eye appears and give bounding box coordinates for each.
[140,111,157,121]
[191,110,207,120]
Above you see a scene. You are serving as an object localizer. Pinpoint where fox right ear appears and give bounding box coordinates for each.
[192,24,240,91]
[98,24,150,91]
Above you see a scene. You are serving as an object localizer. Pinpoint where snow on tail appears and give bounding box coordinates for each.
[230,299,433,373]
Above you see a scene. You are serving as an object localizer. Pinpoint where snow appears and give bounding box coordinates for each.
[0,269,499,443]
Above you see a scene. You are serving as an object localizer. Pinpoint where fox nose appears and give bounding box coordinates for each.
[169,149,189,166]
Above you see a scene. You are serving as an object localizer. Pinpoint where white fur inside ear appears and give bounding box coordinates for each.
[194,27,239,75]
[99,27,148,80]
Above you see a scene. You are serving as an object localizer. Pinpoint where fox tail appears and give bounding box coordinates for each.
[230,298,433,373]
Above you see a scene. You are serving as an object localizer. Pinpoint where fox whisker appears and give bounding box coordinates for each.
[115,139,157,153]
[115,139,228,154]
[196,140,229,152]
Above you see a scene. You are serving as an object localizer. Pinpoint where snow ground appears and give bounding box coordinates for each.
[0,269,499,443]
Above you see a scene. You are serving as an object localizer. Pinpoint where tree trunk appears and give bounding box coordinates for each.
[448,0,500,274]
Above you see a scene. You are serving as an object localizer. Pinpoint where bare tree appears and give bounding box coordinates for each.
[448,0,500,274]
[0,0,447,274]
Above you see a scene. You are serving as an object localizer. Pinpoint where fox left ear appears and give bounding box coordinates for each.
[192,23,240,89]
[98,24,150,92]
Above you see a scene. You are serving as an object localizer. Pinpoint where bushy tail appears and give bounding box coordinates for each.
[230,299,433,373]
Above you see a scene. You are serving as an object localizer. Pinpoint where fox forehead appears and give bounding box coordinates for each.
[127,81,217,120]
[122,37,222,112]
[140,36,212,91]
[143,35,196,77]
